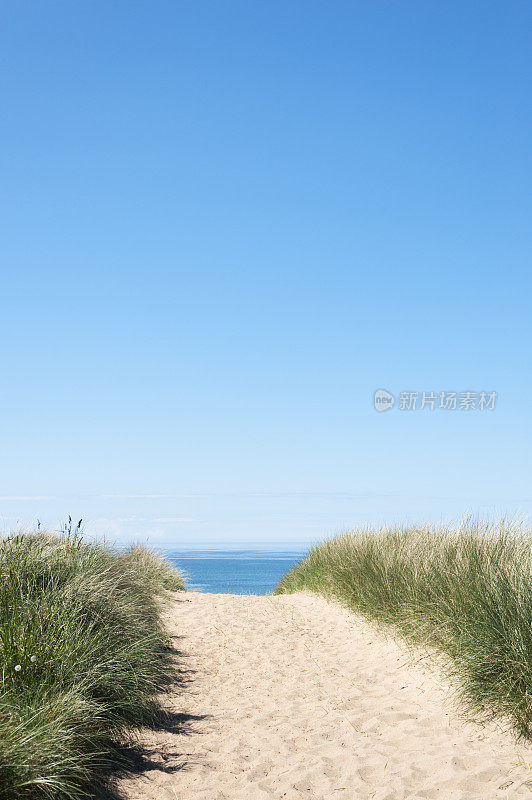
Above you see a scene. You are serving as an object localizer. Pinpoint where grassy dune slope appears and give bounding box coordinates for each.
[275,518,532,738]
[0,530,184,799]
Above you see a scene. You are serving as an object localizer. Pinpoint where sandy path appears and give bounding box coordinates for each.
[118,592,531,800]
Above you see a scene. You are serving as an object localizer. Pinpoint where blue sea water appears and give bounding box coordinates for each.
[165,549,306,595]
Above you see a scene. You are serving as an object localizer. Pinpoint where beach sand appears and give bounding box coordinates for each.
[118,592,531,800]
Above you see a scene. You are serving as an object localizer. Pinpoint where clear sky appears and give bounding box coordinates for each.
[1,1,531,547]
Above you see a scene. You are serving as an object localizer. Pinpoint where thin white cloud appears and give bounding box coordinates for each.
[100,490,395,500]
[88,516,200,524]
[101,493,199,499]
[0,496,56,501]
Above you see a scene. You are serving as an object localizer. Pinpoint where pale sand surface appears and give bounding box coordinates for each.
[118,592,531,800]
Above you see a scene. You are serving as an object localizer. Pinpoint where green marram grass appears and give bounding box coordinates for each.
[275,518,532,738]
[0,527,185,799]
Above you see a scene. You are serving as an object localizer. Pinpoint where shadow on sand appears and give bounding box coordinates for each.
[98,611,209,799]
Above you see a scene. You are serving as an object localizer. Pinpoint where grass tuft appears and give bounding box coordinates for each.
[124,545,185,592]
[0,527,185,799]
[275,517,532,738]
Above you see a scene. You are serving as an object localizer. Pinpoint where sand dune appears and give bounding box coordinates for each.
[118,592,531,800]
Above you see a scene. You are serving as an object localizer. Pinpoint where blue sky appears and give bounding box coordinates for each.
[1,1,531,547]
